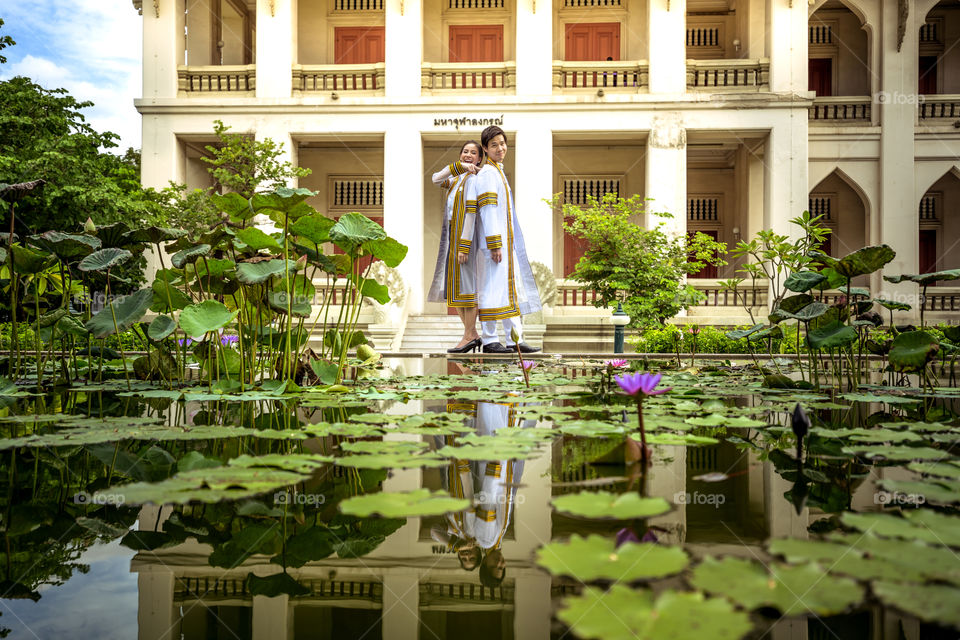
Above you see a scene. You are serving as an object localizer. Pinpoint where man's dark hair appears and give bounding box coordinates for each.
[458,546,482,571]
[481,126,507,149]
[478,549,506,588]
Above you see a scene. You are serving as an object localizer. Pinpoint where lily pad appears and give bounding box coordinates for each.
[77,247,131,272]
[339,489,470,518]
[148,314,177,341]
[888,330,939,373]
[557,586,752,640]
[872,582,960,630]
[236,259,295,284]
[551,492,671,520]
[84,288,154,338]
[94,467,307,505]
[690,556,863,616]
[807,320,857,350]
[535,534,688,582]
[179,300,237,339]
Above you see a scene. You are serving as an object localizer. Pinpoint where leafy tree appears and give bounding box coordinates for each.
[555,193,727,329]
[161,120,311,237]
[0,77,169,235]
[0,18,15,64]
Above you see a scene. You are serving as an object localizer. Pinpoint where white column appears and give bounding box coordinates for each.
[256,0,296,98]
[385,0,422,99]
[384,129,425,312]
[142,0,185,100]
[185,0,214,66]
[878,1,919,315]
[515,0,552,97]
[745,0,766,59]
[763,115,808,242]
[513,126,553,270]
[382,575,420,640]
[252,594,291,640]
[513,575,551,640]
[766,0,808,93]
[141,119,183,190]
[647,0,686,95]
[644,116,687,237]
[255,124,296,233]
[137,570,178,640]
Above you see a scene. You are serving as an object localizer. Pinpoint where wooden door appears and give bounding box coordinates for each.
[689,230,719,279]
[334,27,386,64]
[564,217,589,277]
[920,229,937,280]
[808,58,832,97]
[919,56,939,95]
[449,25,504,62]
[564,23,620,61]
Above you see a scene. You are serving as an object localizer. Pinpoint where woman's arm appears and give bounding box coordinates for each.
[432,161,478,188]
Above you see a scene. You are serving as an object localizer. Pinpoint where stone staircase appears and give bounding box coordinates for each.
[399,315,471,353]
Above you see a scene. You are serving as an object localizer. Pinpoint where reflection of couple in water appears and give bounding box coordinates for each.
[431,400,530,587]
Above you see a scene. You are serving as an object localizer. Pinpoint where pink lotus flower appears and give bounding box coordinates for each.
[521,360,537,371]
[604,359,628,369]
[614,372,672,398]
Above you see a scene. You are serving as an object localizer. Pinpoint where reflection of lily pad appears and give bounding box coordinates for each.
[246,572,311,597]
[558,586,752,640]
[339,489,470,518]
[536,534,688,582]
[551,492,671,520]
[690,556,863,616]
[339,440,429,455]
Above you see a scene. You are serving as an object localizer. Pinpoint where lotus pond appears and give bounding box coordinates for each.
[0,353,958,640]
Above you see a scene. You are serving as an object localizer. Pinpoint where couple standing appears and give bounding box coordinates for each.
[427,126,541,354]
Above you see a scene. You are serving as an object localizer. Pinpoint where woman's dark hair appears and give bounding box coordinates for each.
[461,140,484,165]
[481,126,507,149]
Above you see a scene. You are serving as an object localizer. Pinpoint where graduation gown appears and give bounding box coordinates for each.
[427,162,480,307]
[468,158,542,322]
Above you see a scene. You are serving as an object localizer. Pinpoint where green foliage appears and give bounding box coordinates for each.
[632,324,800,355]
[0,77,168,234]
[554,193,726,329]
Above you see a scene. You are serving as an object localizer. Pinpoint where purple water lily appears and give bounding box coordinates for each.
[614,372,672,398]
[178,338,193,347]
[614,373,671,467]
[220,334,240,347]
[521,360,537,371]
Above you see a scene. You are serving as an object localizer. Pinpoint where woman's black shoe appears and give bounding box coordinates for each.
[447,338,482,353]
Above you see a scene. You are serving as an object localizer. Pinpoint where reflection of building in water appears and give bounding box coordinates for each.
[133,397,923,640]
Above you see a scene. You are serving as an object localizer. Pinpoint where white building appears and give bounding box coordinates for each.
[133,0,960,349]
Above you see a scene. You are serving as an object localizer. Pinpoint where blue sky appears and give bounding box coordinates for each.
[1,0,143,151]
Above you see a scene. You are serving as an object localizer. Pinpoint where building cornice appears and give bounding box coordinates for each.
[134,93,815,116]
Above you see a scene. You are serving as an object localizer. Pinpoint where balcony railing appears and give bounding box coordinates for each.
[178,65,256,93]
[556,281,768,310]
[918,95,960,120]
[553,61,648,91]
[293,64,385,93]
[421,62,516,92]
[809,96,872,123]
[687,59,769,90]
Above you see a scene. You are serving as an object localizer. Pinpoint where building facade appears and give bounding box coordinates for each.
[133,0,960,347]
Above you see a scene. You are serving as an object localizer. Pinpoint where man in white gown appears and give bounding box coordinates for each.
[468,126,542,353]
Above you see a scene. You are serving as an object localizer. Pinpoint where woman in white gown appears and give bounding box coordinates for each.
[427,141,484,352]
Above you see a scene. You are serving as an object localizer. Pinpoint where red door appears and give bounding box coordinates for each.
[334,27,386,64]
[920,229,937,281]
[449,25,504,62]
[564,23,620,61]
[919,56,939,95]
[808,58,832,97]
[564,216,589,277]
[689,230,719,279]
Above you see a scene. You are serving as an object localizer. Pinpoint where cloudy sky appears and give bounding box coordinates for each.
[1,0,143,152]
